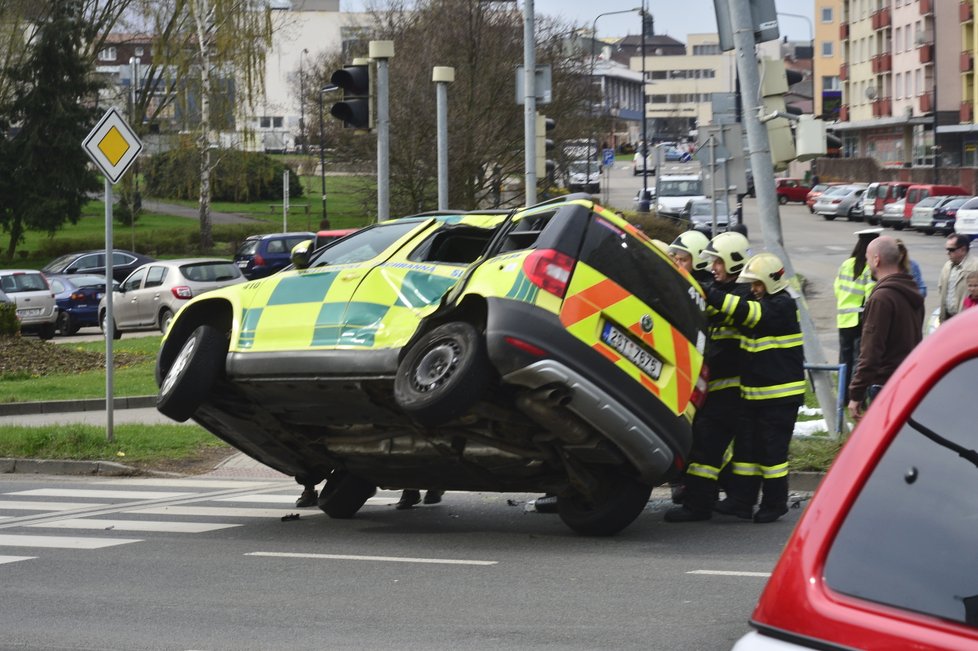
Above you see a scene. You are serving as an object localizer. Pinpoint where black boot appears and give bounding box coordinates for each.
[395,489,422,510]
[295,486,318,508]
[754,477,788,523]
[713,474,760,520]
[423,489,444,505]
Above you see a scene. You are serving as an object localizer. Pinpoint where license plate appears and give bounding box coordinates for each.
[601,322,662,380]
[18,308,41,317]
[934,221,947,228]
[236,261,248,267]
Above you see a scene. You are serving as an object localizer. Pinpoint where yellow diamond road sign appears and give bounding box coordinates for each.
[82,107,142,184]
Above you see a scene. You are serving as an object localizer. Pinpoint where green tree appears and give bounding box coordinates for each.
[0,0,101,260]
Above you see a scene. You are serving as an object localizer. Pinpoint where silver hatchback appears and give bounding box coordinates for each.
[0,270,58,339]
[99,258,245,338]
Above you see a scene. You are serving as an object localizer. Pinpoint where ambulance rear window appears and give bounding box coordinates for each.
[578,218,704,343]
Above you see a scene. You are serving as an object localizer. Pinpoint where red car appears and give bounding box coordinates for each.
[775,178,811,205]
[733,308,978,650]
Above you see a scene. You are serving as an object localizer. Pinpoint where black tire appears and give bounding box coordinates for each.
[394,322,491,425]
[867,216,879,226]
[777,195,787,205]
[156,324,228,422]
[557,475,653,536]
[846,206,859,221]
[57,312,79,336]
[100,311,122,340]
[822,213,836,221]
[37,322,56,341]
[159,308,174,334]
[317,473,376,519]
[893,221,904,231]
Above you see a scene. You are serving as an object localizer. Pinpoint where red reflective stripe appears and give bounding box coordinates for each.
[559,278,630,327]
[671,325,692,411]
[592,342,621,364]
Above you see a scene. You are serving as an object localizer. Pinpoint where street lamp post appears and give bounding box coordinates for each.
[318,84,338,228]
[588,7,641,187]
[299,49,308,155]
[639,0,650,210]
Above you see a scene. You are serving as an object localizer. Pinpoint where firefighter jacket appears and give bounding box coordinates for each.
[704,279,750,395]
[833,257,875,329]
[706,287,805,403]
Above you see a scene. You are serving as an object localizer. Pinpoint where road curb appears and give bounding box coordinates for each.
[789,471,824,493]
[1,458,138,476]
[0,396,156,417]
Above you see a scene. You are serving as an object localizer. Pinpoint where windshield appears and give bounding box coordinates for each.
[864,185,879,199]
[657,179,703,196]
[568,161,598,175]
[308,220,423,268]
[690,201,727,217]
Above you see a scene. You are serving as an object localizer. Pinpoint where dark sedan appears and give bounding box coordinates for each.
[46,274,112,336]
[42,249,155,284]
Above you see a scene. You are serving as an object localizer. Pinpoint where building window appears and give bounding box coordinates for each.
[822,75,840,91]
[821,41,833,57]
[98,47,116,62]
[272,116,283,128]
[821,7,833,23]
[260,117,270,128]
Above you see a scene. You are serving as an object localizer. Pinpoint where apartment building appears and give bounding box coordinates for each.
[814,0,843,119]
[952,1,978,165]
[835,0,960,167]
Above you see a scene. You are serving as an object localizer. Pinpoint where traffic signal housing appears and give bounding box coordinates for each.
[329,63,372,129]
[536,113,556,180]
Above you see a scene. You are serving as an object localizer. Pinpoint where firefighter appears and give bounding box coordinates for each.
[706,252,805,523]
[667,230,713,286]
[665,232,751,522]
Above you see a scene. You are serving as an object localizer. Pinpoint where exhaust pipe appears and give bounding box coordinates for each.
[515,386,593,445]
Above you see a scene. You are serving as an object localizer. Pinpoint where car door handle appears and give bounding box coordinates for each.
[340,272,361,281]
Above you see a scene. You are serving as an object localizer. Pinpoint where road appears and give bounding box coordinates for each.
[0,474,802,650]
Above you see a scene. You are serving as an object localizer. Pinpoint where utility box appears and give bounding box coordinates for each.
[795,115,827,162]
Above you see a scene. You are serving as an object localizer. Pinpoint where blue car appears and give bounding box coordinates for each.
[46,274,112,336]
[233,232,316,280]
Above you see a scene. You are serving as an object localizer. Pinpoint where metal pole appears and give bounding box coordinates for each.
[524,0,537,206]
[104,178,114,443]
[282,170,289,232]
[639,0,649,209]
[129,56,140,252]
[319,85,337,229]
[300,49,308,155]
[370,41,394,222]
[709,135,718,236]
[433,67,455,211]
[729,0,838,436]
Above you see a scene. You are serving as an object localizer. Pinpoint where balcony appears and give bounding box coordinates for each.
[840,105,849,122]
[840,63,848,81]
[872,53,892,73]
[840,22,849,40]
[920,0,933,14]
[872,98,892,117]
[919,92,933,113]
[963,51,975,72]
[871,7,892,30]
[963,1,974,23]
[962,100,974,122]
[919,43,934,64]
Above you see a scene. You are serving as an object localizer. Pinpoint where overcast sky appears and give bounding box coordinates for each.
[342,1,816,43]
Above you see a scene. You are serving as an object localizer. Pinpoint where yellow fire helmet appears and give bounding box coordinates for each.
[737,251,790,294]
[668,230,710,271]
[701,231,750,274]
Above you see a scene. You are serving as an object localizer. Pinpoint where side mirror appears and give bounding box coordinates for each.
[291,239,314,270]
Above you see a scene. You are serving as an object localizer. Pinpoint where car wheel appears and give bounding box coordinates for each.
[846,207,858,221]
[557,474,653,536]
[394,322,491,425]
[777,195,787,205]
[37,322,56,341]
[893,221,904,231]
[56,312,79,336]
[822,213,836,221]
[100,311,122,340]
[156,324,228,422]
[159,308,174,334]
[317,472,376,519]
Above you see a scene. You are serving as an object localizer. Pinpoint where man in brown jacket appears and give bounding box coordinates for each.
[848,236,925,421]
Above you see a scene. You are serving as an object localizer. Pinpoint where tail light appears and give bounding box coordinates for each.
[171,286,193,299]
[831,199,841,204]
[69,291,86,301]
[523,249,575,298]
[253,254,265,267]
[690,364,709,411]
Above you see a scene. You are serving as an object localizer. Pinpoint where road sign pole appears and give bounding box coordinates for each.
[104,178,114,443]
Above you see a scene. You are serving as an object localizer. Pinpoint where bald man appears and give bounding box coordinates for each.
[847,236,925,421]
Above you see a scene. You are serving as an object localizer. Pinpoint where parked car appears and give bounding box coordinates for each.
[681,198,730,233]
[46,274,112,336]
[0,269,57,339]
[233,232,316,280]
[813,184,865,221]
[633,150,654,176]
[565,160,601,193]
[732,307,978,650]
[953,195,978,239]
[896,184,971,229]
[314,228,358,250]
[633,187,654,210]
[879,197,909,229]
[655,174,706,218]
[931,196,974,236]
[100,258,245,338]
[909,195,963,233]
[864,181,913,225]
[155,196,709,537]
[805,182,845,213]
[42,249,155,284]
[860,181,882,221]
[775,178,811,204]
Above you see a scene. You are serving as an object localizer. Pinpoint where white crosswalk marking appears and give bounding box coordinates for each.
[0,501,101,511]
[218,494,395,506]
[100,479,273,489]
[27,519,240,533]
[6,489,191,500]
[0,534,141,549]
[0,555,35,565]
[129,506,325,518]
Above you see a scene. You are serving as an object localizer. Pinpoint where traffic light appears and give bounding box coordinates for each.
[329,63,372,129]
[535,113,556,180]
[759,57,796,169]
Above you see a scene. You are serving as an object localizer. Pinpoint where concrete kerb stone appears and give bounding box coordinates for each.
[0,396,157,417]
[0,458,165,477]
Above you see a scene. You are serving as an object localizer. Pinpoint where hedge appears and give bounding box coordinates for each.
[143,149,304,202]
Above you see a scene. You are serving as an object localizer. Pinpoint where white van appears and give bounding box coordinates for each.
[0,270,57,339]
[654,174,705,219]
